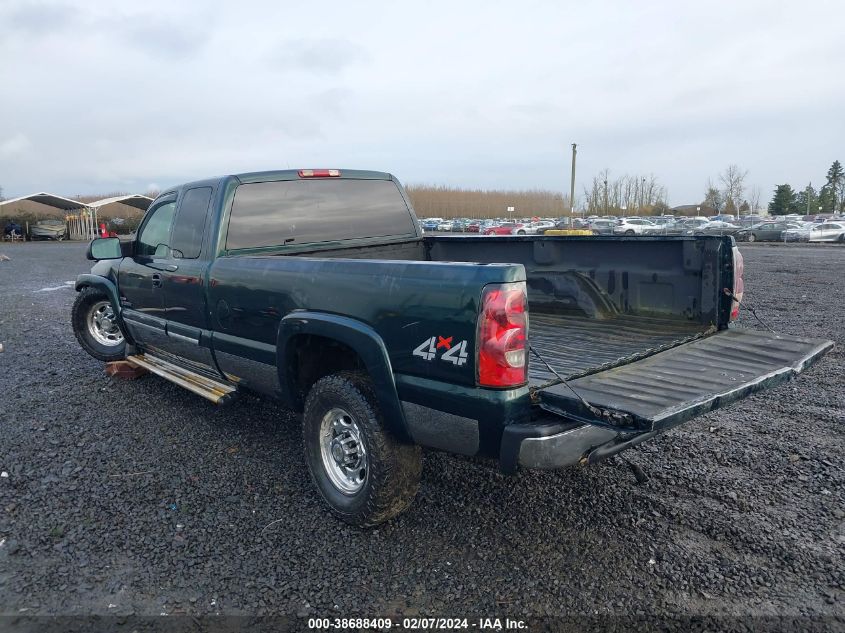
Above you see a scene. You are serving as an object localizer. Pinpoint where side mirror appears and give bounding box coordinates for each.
[87,237,122,261]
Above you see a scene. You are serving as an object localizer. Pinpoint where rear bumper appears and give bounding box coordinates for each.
[499,418,648,474]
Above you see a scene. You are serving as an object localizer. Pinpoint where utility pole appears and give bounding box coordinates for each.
[603,178,608,216]
[641,176,646,211]
[807,182,812,214]
[569,143,577,216]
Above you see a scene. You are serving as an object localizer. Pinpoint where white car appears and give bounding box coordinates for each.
[783,222,820,242]
[612,218,657,235]
[511,221,555,235]
[808,222,845,242]
[436,220,454,232]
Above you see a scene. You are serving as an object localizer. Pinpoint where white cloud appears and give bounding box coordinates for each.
[0,133,30,158]
[0,0,843,202]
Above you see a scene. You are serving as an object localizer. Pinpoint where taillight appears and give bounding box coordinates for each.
[298,169,340,178]
[477,282,528,388]
[731,246,744,320]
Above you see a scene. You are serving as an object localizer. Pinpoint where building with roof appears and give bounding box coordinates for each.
[0,192,153,240]
[86,194,153,214]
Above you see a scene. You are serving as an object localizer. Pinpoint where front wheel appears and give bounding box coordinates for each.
[747,233,756,242]
[303,372,421,527]
[517,230,526,235]
[72,287,126,362]
[625,229,635,235]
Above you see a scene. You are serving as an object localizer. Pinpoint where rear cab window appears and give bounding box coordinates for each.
[225,178,417,251]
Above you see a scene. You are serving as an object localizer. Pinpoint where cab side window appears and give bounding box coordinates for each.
[171,187,213,259]
[137,201,177,256]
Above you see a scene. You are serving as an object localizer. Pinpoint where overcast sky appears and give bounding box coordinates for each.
[1,0,843,205]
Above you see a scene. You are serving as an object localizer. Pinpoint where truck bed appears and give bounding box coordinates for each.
[527,313,710,384]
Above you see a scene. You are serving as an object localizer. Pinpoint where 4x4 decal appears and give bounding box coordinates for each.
[413,336,469,366]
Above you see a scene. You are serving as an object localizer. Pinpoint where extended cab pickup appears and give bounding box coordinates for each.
[73,169,833,526]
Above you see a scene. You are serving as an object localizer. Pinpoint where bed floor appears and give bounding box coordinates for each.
[527,312,711,385]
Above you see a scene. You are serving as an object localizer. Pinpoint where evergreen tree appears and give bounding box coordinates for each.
[702,181,723,211]
[768,184,796,215]
[825,160,844,209]
[818,185,836,213]
[795,183,818,215]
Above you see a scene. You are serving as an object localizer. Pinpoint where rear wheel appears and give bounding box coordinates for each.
[72,287,126,362]
[303,372,421,527]
[517,230,526,235]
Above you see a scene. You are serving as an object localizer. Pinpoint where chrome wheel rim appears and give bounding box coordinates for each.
[319,407,367,495]
[87,301,124,347]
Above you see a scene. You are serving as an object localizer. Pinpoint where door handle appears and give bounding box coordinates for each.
[152,273,162,288]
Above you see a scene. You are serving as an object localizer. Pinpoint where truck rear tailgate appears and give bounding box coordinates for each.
[535,328,833,433]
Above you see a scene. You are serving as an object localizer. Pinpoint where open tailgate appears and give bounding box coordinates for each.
[535,328,833,433]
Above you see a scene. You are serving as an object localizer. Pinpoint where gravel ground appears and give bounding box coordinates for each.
[0,241,842,621]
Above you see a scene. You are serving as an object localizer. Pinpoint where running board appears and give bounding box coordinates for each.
[126,354,238,405]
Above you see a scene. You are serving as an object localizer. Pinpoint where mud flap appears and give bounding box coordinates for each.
[535,328,833,433]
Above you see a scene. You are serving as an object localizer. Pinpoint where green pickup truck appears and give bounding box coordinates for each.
[72,168,833,526]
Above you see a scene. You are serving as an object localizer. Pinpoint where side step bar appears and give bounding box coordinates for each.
[126,354,238,405]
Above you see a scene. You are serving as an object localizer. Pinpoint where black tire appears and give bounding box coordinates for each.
[517,230,526,235]
[747,233,756,242]
[303,372,421,527]
[72,287,127,362]
[625,229,635,235]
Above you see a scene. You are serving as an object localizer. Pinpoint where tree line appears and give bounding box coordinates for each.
[581,171,669,216]
[405,185,571,219]
[768,161,844,215]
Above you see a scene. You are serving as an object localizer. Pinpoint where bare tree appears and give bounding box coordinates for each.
[749,185,762,213]
[719,165,748,214]
[581,170,668,215]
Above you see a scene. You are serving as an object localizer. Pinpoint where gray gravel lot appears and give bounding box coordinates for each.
[0,241,842,619]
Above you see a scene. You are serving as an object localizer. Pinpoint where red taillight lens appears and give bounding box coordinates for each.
[477,282,528,387]
[731,246,744,320]
[298,169,340,178]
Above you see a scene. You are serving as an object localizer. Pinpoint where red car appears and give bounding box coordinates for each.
[465,222,481,233]
[483,222,523,235]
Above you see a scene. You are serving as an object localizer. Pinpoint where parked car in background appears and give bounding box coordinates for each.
[483,222,523,235]
[588,219,617,235]
[737,215,764,227]
[612,218,657,235]
[693,221,743,236]
[783,223,817,242]
[450,219,470,232]
[667,218,710,235]
[437,220,455,232]
[807,222,845,242]
[421,218,442,231]
[513,221,555,235]
[465,221,481,233]
[536,219,574,235]
[736,221,804,242]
